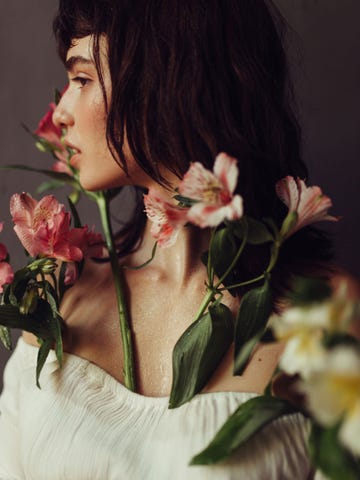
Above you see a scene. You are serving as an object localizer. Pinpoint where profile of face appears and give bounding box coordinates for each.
[53,35,150,191]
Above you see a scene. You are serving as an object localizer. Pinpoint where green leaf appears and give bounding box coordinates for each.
[42,286,63,367]
[234,329,265,374]
[0,326,12,350]
[234,279,273,375]
[309,423,360,480]
[36,179,66,194]
[7,267,34,306]
[68,189,81,205]
[0,303,53,340]
[191,395,294,465]
[169,303,234,408]
[67,196,83,228]
[172,194,197,207]
[231,217,274,245]
[0,165,78,188]
[36,338,53,388]
[210,227,239,295]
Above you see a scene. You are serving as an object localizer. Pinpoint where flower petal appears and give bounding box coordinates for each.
[275,176,299,211]
[213,152,239,194]
[64,262,78,286]
[339,401,360,456]
[0,243,8,261]
[276,176,338,237]
[187,195,243,228]
[0,262,14,293]
[10,193,37,228]
[144,189,188,247]
[178,162,221,202]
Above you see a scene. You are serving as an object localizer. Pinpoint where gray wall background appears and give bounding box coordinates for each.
[0,1,359,388]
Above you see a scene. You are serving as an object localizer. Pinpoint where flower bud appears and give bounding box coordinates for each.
[28,258,57,274]
[19,286,39,315]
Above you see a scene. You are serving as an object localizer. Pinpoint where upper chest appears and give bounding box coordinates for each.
[58,260,282,396]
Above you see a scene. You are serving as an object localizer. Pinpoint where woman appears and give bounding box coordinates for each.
[0,0,334,478]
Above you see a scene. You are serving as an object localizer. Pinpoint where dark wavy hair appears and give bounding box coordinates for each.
[53,0,333,299]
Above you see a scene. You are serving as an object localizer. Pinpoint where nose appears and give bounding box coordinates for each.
[52,91,74,129]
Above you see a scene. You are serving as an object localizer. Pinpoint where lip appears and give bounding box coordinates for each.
[63,140,82,167]
[69,151,81,168]
[64,139,81,153]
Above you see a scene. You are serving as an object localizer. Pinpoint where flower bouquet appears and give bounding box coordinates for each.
[0,90,359,479]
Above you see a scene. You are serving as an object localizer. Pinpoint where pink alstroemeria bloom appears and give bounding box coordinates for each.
[275,176,338,237]
[35,103,67,161]
[70,227,105,259]
[144,189,188,248]
[178,152,243,228]
[64,262,78,286]
[0,222,8,261]
[0,222,14,293]
[35,87,72,175]
[0,262,14,294]
[10,193,84,262]
[62,228,104,286]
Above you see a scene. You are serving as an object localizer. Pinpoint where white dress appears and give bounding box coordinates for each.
[0,338,315,480]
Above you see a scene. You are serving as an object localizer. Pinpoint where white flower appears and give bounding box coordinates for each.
[278,332,327,378]
[271,282,359,378]
[301,346,360,457]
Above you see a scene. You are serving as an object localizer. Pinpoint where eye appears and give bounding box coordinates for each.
[71,76,91,88]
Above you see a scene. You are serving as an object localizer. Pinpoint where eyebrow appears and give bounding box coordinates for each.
[65,55,95,72]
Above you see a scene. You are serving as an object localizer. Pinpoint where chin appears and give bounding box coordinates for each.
[78,172,127,192]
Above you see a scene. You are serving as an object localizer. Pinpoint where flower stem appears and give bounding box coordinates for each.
[96,192,136,391]
[193,220,249,321]
[193,287,217,321]
[217,273,265,292]
[214,219,248,290]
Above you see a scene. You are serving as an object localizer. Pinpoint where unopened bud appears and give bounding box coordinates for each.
[35,141,47,153]
[28,258,57,274]
[20,287,38,315]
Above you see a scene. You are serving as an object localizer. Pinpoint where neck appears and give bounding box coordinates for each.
[129,220,210,286]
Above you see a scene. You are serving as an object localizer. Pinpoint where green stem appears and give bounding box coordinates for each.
[266,239,281,274]
[213,220,248,290]
[96,192,136,391]
[193,287,217,322]
[193,221,249,322]
[207,228,216,287]
[217,273,266,292]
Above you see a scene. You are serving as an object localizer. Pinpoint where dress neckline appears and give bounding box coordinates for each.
[18,336,259,408]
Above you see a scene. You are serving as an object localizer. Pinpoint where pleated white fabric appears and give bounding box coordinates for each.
[0,338,314,480]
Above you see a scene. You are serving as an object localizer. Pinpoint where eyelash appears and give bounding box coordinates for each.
[71,76,90,88]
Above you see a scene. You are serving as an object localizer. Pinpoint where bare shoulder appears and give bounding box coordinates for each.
[22,331,39,347]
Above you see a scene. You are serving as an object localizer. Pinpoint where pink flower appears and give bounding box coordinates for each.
[64,262,78,286]
[35,103,67,161]
[35,87,72,175]
[144,189,188,247]
[61,228,104,286]
[276,176,339,237]
[0,223,8,261]
[10,193,84,262]
[69,227,105,259]
[0,262,14,294]
[0,223,14,293]
[178,152,243,228]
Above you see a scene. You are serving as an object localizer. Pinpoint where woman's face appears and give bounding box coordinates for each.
[53,35,148,191]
